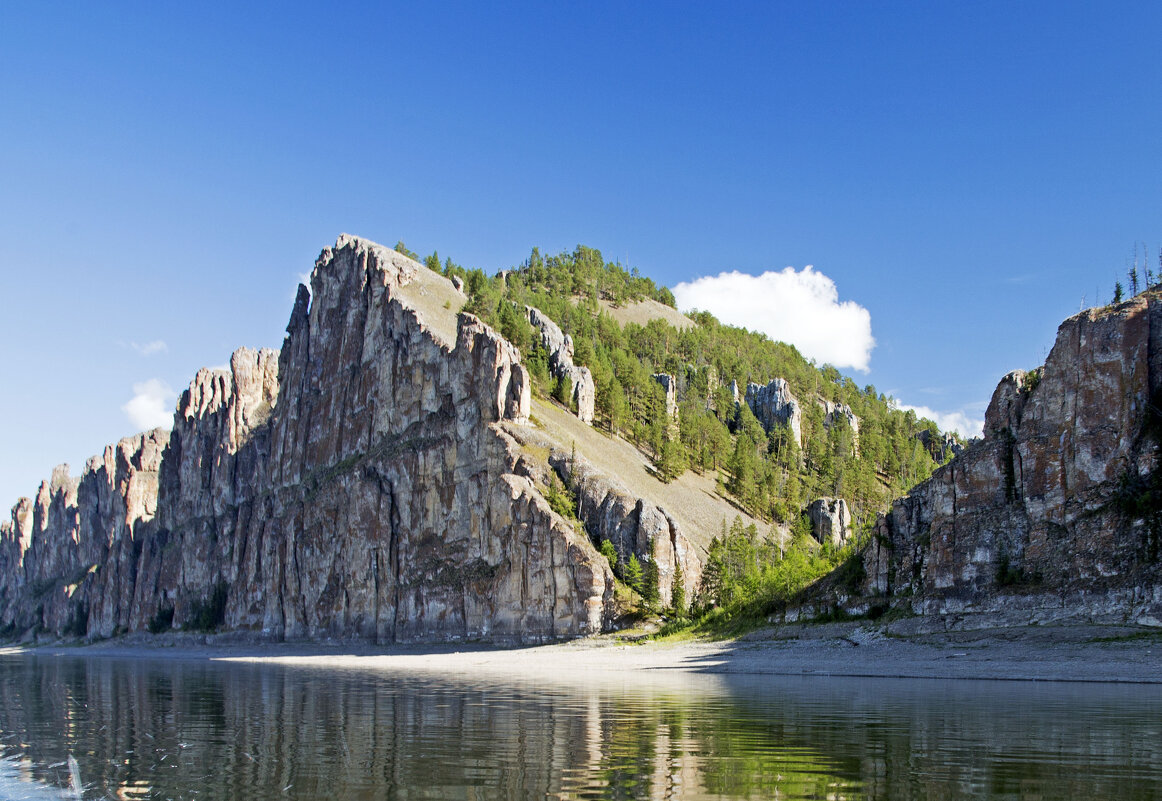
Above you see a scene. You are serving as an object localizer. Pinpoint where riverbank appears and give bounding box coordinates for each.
[6,620,1161,684]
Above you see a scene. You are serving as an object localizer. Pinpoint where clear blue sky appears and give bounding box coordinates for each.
[2,1,1161,506]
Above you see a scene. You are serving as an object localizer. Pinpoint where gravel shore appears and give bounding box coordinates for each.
[9,621,1161,684]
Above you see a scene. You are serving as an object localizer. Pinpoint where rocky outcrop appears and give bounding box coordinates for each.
[652,373,679,424]
[820,400,860,455]
[745,378,802,448]
[807,498,852,547]
[2,235,613,644]
[0,430,169,638]
[526,306,595,424]
[858,295,1162,626]
[916,428,963,463]
[546,450,701,609]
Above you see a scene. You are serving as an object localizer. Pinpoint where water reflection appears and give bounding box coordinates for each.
[0,653,1159,800]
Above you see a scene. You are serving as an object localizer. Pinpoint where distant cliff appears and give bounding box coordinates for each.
[850,294,1162,626]
[0,236,613,643]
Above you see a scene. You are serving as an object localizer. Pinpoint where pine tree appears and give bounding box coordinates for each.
[642,557,660,606]
[624,553,643,592]
[671,560,686,616]
[600,539,618,569]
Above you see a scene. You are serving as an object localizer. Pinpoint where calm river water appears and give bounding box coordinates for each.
[0,652,1159,800]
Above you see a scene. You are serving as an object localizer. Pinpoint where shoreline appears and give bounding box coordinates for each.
[5,621,1161,685]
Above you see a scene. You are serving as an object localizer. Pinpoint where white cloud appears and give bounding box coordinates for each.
[122,379,176,430]
[672,267,875,372]
[897,403,984,439]
[130,340,168,356]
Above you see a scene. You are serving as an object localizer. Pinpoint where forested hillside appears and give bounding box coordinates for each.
[409,241,958,540]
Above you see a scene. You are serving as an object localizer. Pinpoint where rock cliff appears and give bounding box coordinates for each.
[1,236,614,643]
[857,294,1162,626]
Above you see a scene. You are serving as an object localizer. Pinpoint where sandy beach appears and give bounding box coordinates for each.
[9,621,1161,684]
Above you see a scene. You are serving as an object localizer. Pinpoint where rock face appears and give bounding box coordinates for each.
[745,378,802,448]
[820,400,860,455]
[0,431,169,639]
[1,235,613,643]
[807,498,852,547]
[860,296,1162,625]
[546,451,701,609]
[526,306,596,424]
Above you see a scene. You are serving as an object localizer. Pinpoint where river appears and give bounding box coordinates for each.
[1,652,1159,799]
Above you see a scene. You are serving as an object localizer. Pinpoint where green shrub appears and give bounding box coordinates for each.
[187,582,229,632]
[148,606,174,634]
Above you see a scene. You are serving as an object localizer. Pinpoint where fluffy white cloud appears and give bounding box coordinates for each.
[672,267,875,372]
[122,379,176,430]
[131,339,168,356]
[897,403,984,439]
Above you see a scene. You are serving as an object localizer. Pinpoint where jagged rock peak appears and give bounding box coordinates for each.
[983,369,1030,436]
[316,233,420,291]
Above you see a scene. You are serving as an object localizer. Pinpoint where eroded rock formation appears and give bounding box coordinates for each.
[745,378,802,448]
[820,400,860,455]
[858,295,1162,625]
[526,306,596,424]
[807,498,852,547]
[1,235,613,643]
[652,373,679,425]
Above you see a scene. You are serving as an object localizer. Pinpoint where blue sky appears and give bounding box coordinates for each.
[2,1,1161,506]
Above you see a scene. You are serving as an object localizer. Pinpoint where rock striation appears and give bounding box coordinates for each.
[1,235,613,643]
[526,306,596,424]
[745,378,802,448]
[858,295,1162,626]
[807,498,852,547]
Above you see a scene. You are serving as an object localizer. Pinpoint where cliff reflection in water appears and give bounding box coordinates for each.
[0,654,1160,800]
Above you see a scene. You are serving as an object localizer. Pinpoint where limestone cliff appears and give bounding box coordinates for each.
[857,294,1162,626]
[1,235,614,643]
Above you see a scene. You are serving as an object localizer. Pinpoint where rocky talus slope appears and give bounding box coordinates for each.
[851,294,1162,626]
[1,236,614,643]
